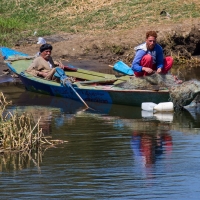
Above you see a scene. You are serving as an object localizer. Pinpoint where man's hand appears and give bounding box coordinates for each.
[156,68,162,73]
[54,61,59,66]
[38,71,48,77]
[142,67,153,74]
[54,61,64,69]
[58,63,64,69]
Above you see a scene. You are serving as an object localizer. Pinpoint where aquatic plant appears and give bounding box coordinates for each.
[0,92,43,152]
[0,92,66,153]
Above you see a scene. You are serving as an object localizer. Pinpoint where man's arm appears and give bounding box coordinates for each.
[131,50,146,72]
[156,44,164,69]
[27,57,40,71]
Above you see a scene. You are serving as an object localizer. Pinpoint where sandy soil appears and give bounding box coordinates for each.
[1,18,200,83]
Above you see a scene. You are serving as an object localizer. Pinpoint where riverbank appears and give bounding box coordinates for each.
[9,18,200,64]
[1,17,200,84]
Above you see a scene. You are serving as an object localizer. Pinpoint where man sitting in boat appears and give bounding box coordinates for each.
[27,43,64,80]
[131,31,173,77]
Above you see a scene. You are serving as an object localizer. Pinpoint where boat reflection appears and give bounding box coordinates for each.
[2,90,200,174]
[9,90,200,134]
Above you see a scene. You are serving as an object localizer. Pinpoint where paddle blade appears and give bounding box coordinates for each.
[113,61,134,76]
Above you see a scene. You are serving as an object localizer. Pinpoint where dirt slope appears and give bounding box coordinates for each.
[1,18,200,74]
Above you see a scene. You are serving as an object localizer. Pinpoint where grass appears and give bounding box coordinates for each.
[0,0,200,46]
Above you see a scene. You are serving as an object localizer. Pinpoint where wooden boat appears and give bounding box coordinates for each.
[0,47,170,106]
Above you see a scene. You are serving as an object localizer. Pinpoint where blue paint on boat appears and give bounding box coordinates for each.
[6,62,17,73]
[18,74,113,104]
[0,47,28,59]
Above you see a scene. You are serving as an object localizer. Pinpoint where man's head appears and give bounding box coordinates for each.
[40,43,53,60]
[146,31,157,50]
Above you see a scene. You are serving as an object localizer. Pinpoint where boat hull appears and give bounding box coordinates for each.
[18,73,169,106]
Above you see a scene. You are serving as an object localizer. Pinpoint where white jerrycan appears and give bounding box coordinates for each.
[141,102,157,112]
[142,102,174,112]
[154,102,174,112]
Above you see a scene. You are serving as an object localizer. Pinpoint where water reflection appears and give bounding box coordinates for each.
[131,130,172,167]
[0,150,42,174]
[4,90,199,173]
[9,92,87,135]
[1,88,200,198]
[171,65,200,81]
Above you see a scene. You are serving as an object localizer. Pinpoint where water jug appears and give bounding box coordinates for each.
[141,102,157,111]
[153,102,174,112]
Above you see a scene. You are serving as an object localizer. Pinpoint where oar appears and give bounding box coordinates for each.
[54,67,90,109]
[63,65,77,72]
[57,60,78,72]
[68,84,89,108]
[109,61,134,76]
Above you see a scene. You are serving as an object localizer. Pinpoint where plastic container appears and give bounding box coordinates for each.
[37,37,46,44]
[142,102,157,112]
[153,102,174,112]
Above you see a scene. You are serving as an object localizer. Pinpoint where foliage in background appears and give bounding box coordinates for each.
[0,0,200,46]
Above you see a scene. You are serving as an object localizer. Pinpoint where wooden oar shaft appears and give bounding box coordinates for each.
[69,84,89,108]
[56,64,89,108]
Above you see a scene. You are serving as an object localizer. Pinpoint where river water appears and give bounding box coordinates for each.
[0,64,200,200]
[0,83,200,200]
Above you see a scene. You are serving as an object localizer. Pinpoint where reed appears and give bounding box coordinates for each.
[0,92,42,152]
[0,92,67,153]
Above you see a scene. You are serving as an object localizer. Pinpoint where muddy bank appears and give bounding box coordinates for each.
[12,20,200,66]
[1,19,200,84]
[0,60,13,84]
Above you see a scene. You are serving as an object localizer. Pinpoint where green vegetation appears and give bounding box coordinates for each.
[0,0,200,46]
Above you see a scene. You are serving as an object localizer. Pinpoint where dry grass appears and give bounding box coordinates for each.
[0,92,43,152]
[0,92,67,153]
[0,0,200,46]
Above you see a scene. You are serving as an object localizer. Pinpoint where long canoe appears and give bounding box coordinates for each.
[0,47,170,106]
